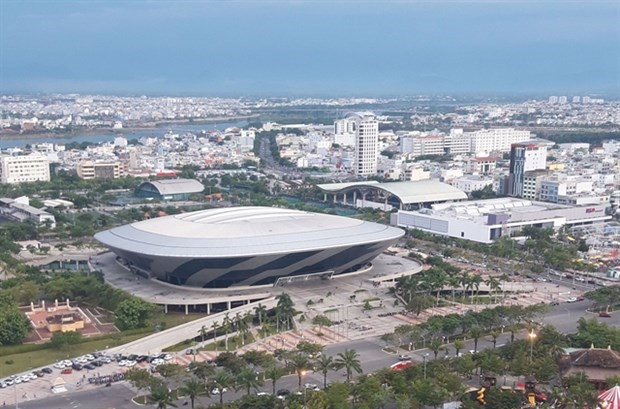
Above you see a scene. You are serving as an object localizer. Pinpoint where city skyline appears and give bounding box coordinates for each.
[1,0,619,97]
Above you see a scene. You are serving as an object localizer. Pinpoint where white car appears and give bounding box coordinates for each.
[84,354,95,361]
[54,363,65,369]
[256,392,270,396]
[567,297,578,303]
[211,388,228,395]
[163,354,173,361]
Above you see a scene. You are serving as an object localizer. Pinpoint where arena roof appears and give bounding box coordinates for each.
[317,180,467,204]
[138,179,204,195]
[95,207,404,258]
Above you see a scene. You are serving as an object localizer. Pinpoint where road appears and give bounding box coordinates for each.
[18,300,617,409]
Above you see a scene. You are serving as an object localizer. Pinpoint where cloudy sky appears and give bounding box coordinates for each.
[1,0,618,96]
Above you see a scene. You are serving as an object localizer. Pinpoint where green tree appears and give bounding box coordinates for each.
[315,355,335,389]
[307,390,330,409]
[484,387,522,409]
[335,348,363,384]
[0,294,31,345]
[188,361,215,385]
[264,365,283,395]
[149,379,177,409]
[236,366,263,396]
[124,368,154,396]
[114,297,152,330]
[469,326,483,353]
[179,377,204,409]
[311,314,332,334]
[289,352,311,390]
[325,383,350,409]
[210,370,233,406]
[9,281,40,305]
[254,303,268,326]
[276,293,296,331]
[237,394,279,409]
[50,331,82,350]
[429,339,444,359]
[453,339,465,357]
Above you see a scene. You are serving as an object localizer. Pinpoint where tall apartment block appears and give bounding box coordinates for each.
[507,141,550,197]
[0,154,51,184]
[348,112,379,177]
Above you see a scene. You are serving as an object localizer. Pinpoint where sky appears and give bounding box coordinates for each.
[0,0,619,97]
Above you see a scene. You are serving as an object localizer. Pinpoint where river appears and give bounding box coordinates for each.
[0,120,249,149]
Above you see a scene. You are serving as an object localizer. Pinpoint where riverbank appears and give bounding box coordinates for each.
[0,114,259,141]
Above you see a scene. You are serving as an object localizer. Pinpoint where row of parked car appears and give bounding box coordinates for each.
[53,352,116,373]
[0,368,53,388]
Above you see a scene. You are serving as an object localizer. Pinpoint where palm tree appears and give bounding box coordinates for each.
[498,273,510,300]
[149,380,176,409]
[429,339,443,359]
[238,312,251,346]
[179,377,204,409]
[453,339,465,357]
[447,275,461,302]
[264,365,283,395]
[276,293,296,330]
[315,355,335,389]
[460,272,472,302]
[335,348,363,384]
[198,325,208,344]
[469,326,483,353]
[236,366,263,396]
[488,330,500,348]
[471,275,483,304]
[222,313,232,351]
[485,276,501,304]
[289,352,311,390]
[210,371,233,406]
[210,320,219,351]
[254,303,268,326]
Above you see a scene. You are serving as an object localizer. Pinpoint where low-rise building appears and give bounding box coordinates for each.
[0,197,56,228]
[391,197,610,244]
[76,160,125,180]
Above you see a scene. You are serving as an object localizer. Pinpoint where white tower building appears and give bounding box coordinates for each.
[348,112,379,177]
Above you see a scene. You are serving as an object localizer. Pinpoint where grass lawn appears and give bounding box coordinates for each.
[201,333,256,352]
[0,333,145,377]
[148,312,208,330]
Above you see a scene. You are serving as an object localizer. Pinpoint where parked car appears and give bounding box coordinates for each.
[599,311,611,318]
[398,354,412,361]
[41,368,53,374]
[61,368,72,375]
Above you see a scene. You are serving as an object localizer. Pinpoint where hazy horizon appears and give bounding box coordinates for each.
[1,0,619,97]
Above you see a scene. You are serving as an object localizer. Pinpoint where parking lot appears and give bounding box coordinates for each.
[0,351,178,405]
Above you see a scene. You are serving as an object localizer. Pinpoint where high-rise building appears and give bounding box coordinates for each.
[507,141,551,197]
[0,153,50,184]
[572,96,581,103]
[348,112,379,177]
[548,96,559,104]
[558,96,568,104]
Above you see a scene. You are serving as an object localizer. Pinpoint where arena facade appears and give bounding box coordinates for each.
[94,207,404,288]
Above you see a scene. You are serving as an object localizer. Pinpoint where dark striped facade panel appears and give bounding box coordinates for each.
[109,239,397,288]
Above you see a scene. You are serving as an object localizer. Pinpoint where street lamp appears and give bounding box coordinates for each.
[300,370,307,406]
[423,353,429,379]
[528,330,537,362]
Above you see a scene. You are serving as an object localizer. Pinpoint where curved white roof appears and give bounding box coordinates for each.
[139,179,204,195]
[95,207,404,258]
[317,180,467,204]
